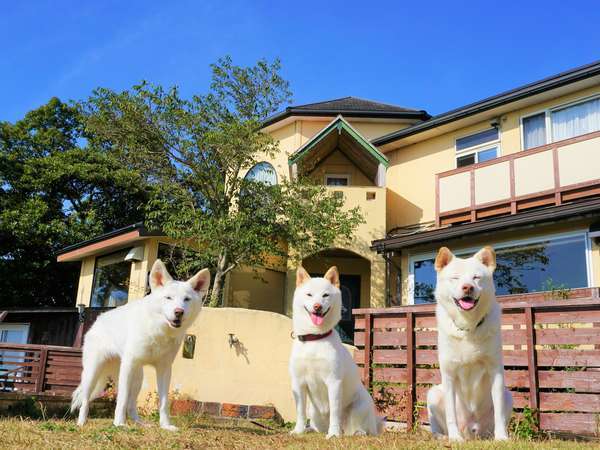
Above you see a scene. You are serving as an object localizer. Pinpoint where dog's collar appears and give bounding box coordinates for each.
[453,315,486,332]
[294,330,333,342]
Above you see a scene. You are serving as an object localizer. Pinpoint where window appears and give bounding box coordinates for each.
[522,112,547,149]
[244,162,277,185]
[521,96,600,150]
[325,174,350,186]
[90,250,132,307]
[551,97,600,141]
[455,128,499,168]
[409,233,589,304]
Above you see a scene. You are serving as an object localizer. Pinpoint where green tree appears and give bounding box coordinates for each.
[83,57,364,306]
[0,98,149,307]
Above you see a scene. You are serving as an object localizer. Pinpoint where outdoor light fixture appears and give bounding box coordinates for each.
[77,303,86,323]
[228,333,239,348]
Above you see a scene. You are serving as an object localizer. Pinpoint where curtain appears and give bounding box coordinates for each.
[523,113,546,149]
[552,97,600,142]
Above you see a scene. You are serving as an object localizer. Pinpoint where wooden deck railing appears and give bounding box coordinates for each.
[353,289,600,436]
[0,343,82,395]
[435,130,600,227]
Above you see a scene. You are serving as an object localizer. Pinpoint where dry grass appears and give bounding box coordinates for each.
[0,416,597,450]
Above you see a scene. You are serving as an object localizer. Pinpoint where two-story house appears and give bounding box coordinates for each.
[47,60,600,345]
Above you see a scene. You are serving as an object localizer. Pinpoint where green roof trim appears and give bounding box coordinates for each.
[288,116,389,168]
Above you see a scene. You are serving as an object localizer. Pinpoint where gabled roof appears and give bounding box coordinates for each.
[263,96,430,128]
[289,115,389,169]
[373,59,600,147]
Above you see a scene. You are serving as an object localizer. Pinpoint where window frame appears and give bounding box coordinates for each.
[520,93,600,150]
[324,174,351,186]
[407,230,592,305]
[244,161,278,186]
[90,248,134,308]
[454,127,501,168]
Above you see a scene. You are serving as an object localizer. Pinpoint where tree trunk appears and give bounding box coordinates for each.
[208,252,228,307]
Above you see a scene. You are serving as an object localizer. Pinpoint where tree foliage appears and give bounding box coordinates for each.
[83,57,364,306]
[0,98,149,307]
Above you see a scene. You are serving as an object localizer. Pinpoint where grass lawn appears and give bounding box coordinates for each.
[0,416,597,449]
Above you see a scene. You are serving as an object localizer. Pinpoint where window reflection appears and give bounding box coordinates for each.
[411,235,588,303]
[91,250,131,307]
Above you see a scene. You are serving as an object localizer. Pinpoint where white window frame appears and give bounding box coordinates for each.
[520,93,600,151]
[454,128,501,168]
[324,174,351,186]
[407,230,592,304]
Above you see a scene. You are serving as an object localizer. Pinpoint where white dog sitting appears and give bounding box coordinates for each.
[71,259,210,430]
[427,246,512,441]
[289,266,382,438]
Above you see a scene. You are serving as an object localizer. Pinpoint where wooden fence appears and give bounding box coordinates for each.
[353,289,600,436]
[0,343,82,395]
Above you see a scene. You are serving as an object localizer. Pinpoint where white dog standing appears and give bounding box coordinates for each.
[289,266,382,438]
[71,259,210,430]
[427,246,512,441]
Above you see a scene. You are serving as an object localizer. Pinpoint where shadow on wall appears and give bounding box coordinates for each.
[386,189,424,231]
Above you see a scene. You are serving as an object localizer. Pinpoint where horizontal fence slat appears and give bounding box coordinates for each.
[536,327,600,345]
[373,349,406,364]
[373,331,407,347]
[537,349,600,367]
[373,316,407,329]
[539,392,600,413]
[538,370,600,392]
[535,310,600,325]
[539,412,600,435]
[373,367,408,383]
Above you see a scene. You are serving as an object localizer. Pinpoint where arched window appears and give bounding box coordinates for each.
[244,162,277,185]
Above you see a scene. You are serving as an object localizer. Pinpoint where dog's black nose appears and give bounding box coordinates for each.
[174,308,184,318]
[313,303,322,313]
[462,284,474,295]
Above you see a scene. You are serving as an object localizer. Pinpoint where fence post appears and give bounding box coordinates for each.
[406,311,416,430]
[363,313,372,389]
[36,347,48,394]
[524,307,539,430]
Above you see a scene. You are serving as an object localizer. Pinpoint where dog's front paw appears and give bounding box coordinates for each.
[326,429,342,439]
[160,424,179,432]
[113,420,126,428]
[494,431,510,441]
[448,432,464,442]
[290,425,306,435]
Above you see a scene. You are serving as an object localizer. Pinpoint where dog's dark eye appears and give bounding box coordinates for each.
[184,297,190,302]
[166,296,172,300]
[307,293,313,297]
[322,293,329,298]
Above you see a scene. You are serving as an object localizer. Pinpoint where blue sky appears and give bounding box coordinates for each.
[2,1,600,122]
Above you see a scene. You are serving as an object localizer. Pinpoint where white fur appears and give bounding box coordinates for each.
[71,260,210,431]
[427,247,512,441]
[288,267,382,438]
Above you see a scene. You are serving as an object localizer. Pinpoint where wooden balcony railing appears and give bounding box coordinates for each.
[435,130,600,227]
[353,288,600,436]
[0,343,82,395]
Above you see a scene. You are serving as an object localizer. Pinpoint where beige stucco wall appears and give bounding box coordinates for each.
[225,267,286,313]
[309,150,375,186]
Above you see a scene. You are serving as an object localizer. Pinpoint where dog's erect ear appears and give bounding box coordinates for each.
[150,259,173,291]
[296,266,311,287]
[434,247,454,272]
[187,268,211,293]
[324,266,340,288]
[474,246,496,272]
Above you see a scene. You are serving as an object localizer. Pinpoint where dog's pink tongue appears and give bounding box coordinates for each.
[310,313,324,325]
[459,298,476,310]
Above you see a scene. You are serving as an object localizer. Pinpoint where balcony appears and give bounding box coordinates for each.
[436,130,600,227]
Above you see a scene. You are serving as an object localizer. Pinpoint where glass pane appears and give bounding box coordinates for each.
[552,97,600,141]
[523,113,547,149]
[413,258,436,304]
[456,128,498,151]
[244,162,277,185]
[91,250,131,307]
[326,177,349,186]
[493,235,588,295]
[477,147,497,163]
[456,153,476,167]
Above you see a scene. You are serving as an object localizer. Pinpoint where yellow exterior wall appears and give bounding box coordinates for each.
[225,267,286,313]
